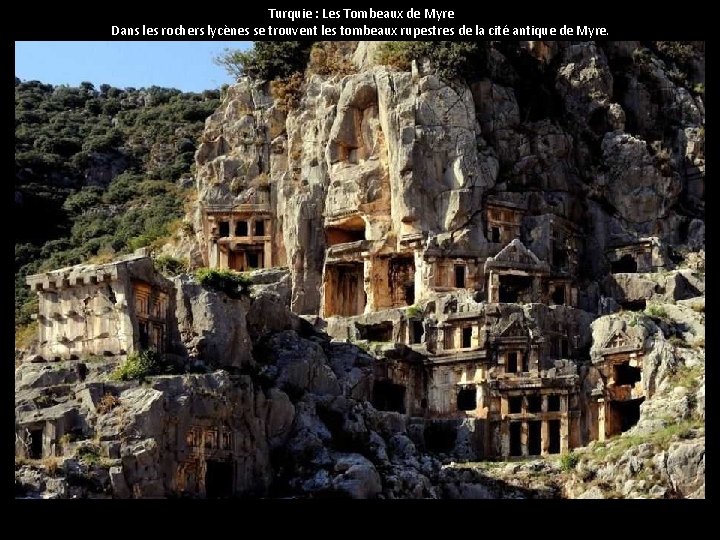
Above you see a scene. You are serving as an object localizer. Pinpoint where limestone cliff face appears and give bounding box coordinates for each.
[16,41,705,500]
[191,41,704,314]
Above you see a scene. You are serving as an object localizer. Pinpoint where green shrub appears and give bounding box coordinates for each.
[154,255,188,276]
[406,305,423,320]
[77,445,101,465]
[215,42,314,81]
[645,304,668,319]
[110,349,163,381]
[375,42,414,71]
[195,268,251,298]
[560,452,580,471]
[376,41,488,81]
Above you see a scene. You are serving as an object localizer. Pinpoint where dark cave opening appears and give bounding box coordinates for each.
[205,460,234,499]
[528,420,542,456]
[614,361,642,386]
[509,422,522,457]
[372,381,406,414]
[424,422,458,454]
[611,254,638,273]
[457,387,477,411]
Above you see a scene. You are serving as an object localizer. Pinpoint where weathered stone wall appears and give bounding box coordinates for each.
[25,256,173,360]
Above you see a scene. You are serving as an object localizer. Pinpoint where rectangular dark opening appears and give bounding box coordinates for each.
[490,227,501,243]
[462,327,473,349]
[611,254,638,273]
[372,381,406,413]
[620,299,647,311]
[553,246,568,272]
[509,422,522,457]
[457,387,476,411]
[424,422,457,454]
[29,429,43,459]
[411,320,424,345]
[358,322,393,343]
[499,275,533,303]
[246,251,260,269]
[614,362,642,386]
[507,352,518,373]
[528,421,542,456]
[527,394,542,413]
[548,420,561,454]
[235,221,249,237]
[552,286,566,305]
[254,220,265,237]
[548,395,561,412]
[205,460,234,499]
[404,284,415,306]
[560,339,569,358]
[509,396,523,414]
[521,353,529,373]
[455,265,466,288]
[138,320,150,350]
[218,221,230,238]
[613,398,644,433]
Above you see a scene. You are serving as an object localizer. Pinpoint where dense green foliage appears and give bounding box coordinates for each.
[376,41,488,81]
[195,268,252,298]
[110,349,167,381]
[15,79,220,325]
[560,452,580,471]
[153,255,189,277]
[215,42,314,81]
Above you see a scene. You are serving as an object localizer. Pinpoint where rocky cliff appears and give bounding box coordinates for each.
[16,40,704,499]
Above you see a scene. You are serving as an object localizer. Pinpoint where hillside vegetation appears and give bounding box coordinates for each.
[14,79,221,327]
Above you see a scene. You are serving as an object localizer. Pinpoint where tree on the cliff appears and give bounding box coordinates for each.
[215,42,315,81]
[376,41,488,82]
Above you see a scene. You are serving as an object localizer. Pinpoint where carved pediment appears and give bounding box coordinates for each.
[601,330,640,352]
[499,320,527,338]
[484,239,550,273]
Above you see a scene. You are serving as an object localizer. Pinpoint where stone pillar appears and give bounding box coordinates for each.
[500,421,510,458]
[264,239,273,269]
[414,250,425,303]
[530,346,540,373]
[532,275,542,303]
[219,245,230,270]
[561,416,570,453]
[541,420,550,455]
[488,271,499,303]
[521,421,529,457]
[598,399,606,442]
[569,412,581,450]
[209,241,219,269]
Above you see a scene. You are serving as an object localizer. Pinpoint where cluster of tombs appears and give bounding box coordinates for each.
[324,297,647,459]
[16,194,661,497]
